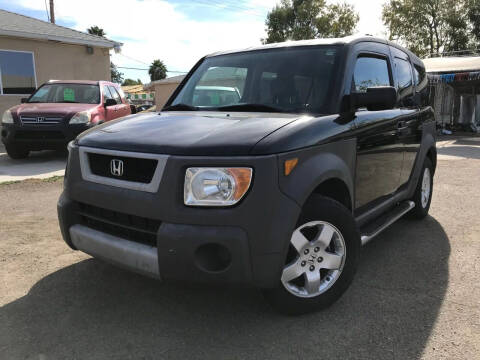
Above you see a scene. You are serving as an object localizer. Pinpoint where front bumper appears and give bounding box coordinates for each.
[58,146,301,288]
[1,123,89,150]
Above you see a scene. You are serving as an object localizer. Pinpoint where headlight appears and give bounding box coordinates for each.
[184,167,253,206]
[1,110,13,124]
[69,111,91,124]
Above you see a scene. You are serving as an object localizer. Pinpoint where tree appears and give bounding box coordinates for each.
[122,78,143,86]
[263,0,359,44]
[467,0,480,47]
[382,0,477,57]
[87,25,106,37]
[148,59,167,81]
[110,62,123,83]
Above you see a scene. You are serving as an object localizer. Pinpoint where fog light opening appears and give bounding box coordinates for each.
[194,243,232,273]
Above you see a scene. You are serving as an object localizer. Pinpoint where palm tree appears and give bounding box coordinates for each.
[87,26,106,37]
[149,59,167,81]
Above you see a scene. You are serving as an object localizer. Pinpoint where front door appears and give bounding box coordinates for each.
[109,86,129,119]
[352,54,404,209]
[102,85,118,121]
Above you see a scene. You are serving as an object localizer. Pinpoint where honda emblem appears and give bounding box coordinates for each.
[110,159,124,177]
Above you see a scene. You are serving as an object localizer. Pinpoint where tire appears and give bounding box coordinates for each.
[408,157,433,220]
[262,195,361,315]
[5,144,29,159]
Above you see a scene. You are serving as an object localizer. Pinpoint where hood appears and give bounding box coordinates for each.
[76,111,301,155]
[11,103,98,120]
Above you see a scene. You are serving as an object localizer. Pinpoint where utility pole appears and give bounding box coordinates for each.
[49,0,55,24]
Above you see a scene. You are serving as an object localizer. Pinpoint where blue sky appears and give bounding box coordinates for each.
[1,0,385,84]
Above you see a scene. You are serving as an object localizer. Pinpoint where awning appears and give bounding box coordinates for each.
[428,71,480,84]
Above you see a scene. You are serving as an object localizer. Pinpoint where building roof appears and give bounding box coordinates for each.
[423,56,480,73]
[0,9,122,49]
[144,75,186,90]
[121,85,146,94]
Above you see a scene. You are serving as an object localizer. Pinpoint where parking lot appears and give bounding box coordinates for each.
[0,136,479,359]
[0,143,66,183]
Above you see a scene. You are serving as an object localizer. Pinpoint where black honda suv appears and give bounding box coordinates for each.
[58,36,436,314]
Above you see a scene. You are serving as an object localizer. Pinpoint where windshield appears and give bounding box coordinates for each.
[169,46,341,114]
[28,83,100,104]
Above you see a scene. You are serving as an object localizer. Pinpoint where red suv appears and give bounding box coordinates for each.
[1,80,132,159]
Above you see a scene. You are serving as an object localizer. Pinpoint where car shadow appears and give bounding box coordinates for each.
[437,145,480,160]
[0,216,449,360]
[0,143,67,179]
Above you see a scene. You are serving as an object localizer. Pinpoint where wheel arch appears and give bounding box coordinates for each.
[426,146,437,174]
[311,177,352,211]
[277,139,356,213]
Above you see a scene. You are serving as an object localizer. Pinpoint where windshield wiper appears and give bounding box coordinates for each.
[163,103,199,111]
[216,103,284,113]
[59,100,79,103]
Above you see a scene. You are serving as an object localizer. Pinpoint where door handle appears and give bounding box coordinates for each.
[398,121,407,129]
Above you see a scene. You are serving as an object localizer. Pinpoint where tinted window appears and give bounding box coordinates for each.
[28,83,100,104]
[394,57,414,103]
[171,46,340,114]
[0,50,36,94]
[353,56,391,92]
[395,58,413,89]
[414,64,429,106]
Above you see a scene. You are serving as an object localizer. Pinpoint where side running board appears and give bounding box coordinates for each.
[360,200,415,245]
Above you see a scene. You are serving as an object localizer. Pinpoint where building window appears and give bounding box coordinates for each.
[0,50,36,95]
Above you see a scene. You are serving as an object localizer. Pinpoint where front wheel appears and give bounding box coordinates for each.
[5,144,29,159]
[262,195,360,315]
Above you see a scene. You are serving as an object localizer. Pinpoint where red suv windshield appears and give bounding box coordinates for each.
[28,83,100,104]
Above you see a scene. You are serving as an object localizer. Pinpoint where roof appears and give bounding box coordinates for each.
[423,56,480,73]
[206,35,422,63]
[47,80,116,85]
[144,75,186,90]
[0,9,122,49]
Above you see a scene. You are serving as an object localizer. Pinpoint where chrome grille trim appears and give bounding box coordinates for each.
[20,116,63,125]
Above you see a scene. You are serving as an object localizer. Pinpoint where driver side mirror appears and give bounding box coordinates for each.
[21,98,28,103]
[352,86,397,111]
[104,98,117,108]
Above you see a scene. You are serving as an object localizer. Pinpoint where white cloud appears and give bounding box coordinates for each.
[341,0,386,37]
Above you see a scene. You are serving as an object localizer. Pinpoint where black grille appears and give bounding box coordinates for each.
[77,202,161,247]
[15,130,64,140]
[88,153,157,183]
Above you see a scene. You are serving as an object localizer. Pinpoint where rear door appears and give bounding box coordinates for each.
[351,43,404,209]
[390,47,422,186]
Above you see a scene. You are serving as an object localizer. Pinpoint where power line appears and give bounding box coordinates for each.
[44,0,50,22]
[117,66,187,74]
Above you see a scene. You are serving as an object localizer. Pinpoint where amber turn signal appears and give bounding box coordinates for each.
[284,158,298,176]
[228,168,253,200]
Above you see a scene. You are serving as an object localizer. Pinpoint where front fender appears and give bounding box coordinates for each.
[277,138,357,210]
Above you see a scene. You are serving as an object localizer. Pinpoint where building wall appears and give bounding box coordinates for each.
[154,83,180,108]
[0,36,111,116]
